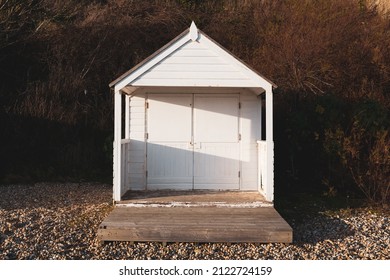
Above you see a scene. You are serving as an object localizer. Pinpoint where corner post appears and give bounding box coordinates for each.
[125,95,130,139]
[113,87,122,202]
[265,85,274,202]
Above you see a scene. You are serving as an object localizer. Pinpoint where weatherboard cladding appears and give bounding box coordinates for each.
[109,23,276,90]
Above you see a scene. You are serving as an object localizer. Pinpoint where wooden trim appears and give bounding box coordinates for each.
[125,95,130,139]
[113,88,122,201]
[265,85,274,202]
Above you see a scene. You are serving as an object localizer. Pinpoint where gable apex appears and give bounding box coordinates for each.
[189,21,199,41]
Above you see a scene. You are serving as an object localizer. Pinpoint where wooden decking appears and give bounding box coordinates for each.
[98,191,292,243]
[98,206,292,243]
[118,190,272,207]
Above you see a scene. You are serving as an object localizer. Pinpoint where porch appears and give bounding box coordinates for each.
[97,191,292,243]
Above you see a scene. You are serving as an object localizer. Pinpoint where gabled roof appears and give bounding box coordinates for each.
[110,22,276,91]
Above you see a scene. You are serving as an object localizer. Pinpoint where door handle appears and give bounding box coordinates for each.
[188,142,201,149]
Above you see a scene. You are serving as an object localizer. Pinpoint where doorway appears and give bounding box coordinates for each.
[146,93,240,190]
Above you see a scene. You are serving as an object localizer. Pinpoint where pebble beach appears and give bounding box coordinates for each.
[0,183,388,260]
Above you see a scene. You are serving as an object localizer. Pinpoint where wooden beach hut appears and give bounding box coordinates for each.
[98,22,292,243]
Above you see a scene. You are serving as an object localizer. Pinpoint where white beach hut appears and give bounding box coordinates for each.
[100,22,291,243]
[110,22,275,201]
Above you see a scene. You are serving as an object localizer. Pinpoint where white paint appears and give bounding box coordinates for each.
[240,93,261,190]
[113,34,191,90]
[198,32,273,90]
[193,143,240,189]
[129,35,260,88]
[146,94,240,190]
[125,95,130,139]
[193,95,240,189]
[147,94,192,142]
[146,94,193,189]
[265,85,274,202]
[194,95,239,143]
[113,88,122,201]
[189,21,199,41]
[257,140,267,194]
[132,79,254,87]
[127,94,146,190]
[124,89,267,195]
[116,202,273,208]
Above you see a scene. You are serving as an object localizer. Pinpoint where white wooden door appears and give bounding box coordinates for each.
[193,95,240,189]
[146,94,193,189]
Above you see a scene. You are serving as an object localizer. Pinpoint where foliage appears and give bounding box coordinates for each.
[327,100,390,205]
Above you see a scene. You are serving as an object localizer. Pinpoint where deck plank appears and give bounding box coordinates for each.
[98,207,293,243]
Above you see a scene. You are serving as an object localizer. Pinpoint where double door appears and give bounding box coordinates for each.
[146,94,240,190]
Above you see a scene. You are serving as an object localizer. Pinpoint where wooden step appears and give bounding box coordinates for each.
[97,207,293,243]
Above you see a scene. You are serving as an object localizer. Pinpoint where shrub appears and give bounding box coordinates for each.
[323,100,390,205]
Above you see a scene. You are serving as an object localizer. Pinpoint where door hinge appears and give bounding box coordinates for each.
[238,102,241,109]
[238,134,241,141]
[146,170,148,177]
[146,102,149,109]
[145,133,149,140]
[238,171,241,178]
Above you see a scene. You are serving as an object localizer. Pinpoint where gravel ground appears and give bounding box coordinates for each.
[0,183,389,260]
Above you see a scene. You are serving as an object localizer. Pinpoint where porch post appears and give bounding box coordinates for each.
[125,95,130,139]
[258,95,263,192]
[113,87,122,202]
[265,85,274,202]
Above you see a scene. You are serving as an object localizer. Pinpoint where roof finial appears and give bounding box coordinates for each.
[189,21,199,41]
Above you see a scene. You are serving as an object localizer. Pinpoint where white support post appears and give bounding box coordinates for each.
[113,87,122,202]
[259,95,262,140]
[265,85,274,202]
[125,95,130,139]
[258,95,263,192]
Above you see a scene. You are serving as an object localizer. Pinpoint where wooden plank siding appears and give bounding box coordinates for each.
[132,40,255,88]
[97,207,293,243]
[127,94,146,190]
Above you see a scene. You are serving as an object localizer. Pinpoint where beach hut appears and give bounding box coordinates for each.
[99,22,292,243]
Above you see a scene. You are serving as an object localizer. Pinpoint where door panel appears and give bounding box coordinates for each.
[194,143,240,189]
[194,95,239,143]
[146,94,193,189]
[147,142,193,189]
[193,95,240,189]
[148,95,192,142]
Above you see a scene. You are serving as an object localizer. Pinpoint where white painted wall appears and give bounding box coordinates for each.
[127,93,146,190]
[132,40,256,88]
